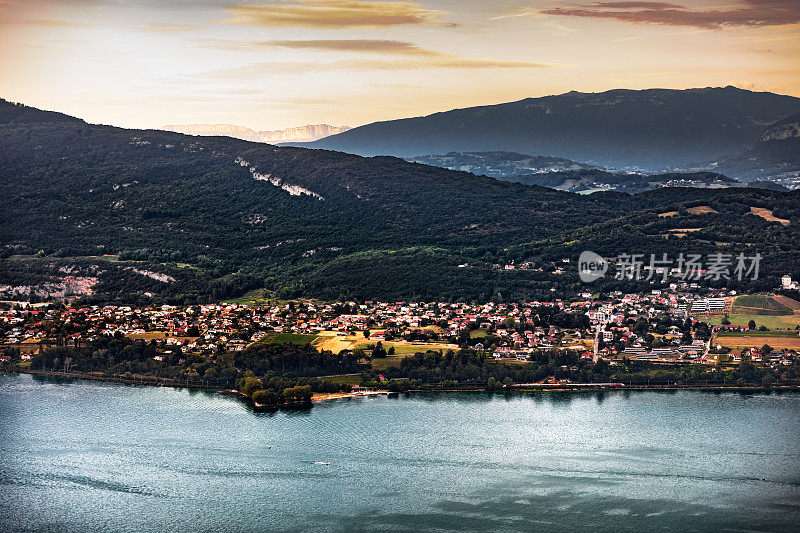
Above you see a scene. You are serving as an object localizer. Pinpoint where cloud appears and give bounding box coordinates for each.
[25,19,90,28]
[539,0,800,30]
[138,23,202,33]
[197,38,441,56]
[265,39,441,55]
[192,55,552,79]
[219,0,449,29]
[589,2,683,8]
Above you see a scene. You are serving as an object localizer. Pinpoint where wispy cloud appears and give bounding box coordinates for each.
[218,0,450,29]
[192,55,553,80]
[197,38,442,56]
[538,0,800,30]
[25,19,90,28]
[261,39,441,55]
[138,23,202,33]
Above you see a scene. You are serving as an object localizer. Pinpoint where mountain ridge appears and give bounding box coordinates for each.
[294,86,800,170]
[2,97,799,303]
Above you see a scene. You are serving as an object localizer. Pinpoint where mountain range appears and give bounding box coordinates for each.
[1,97,799,303]
[163,123,350,143]
[296,87,800,173]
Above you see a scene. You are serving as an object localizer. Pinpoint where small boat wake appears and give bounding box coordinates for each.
[313,461,331,465]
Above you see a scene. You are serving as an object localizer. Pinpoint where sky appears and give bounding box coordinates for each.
[0,0,798,130]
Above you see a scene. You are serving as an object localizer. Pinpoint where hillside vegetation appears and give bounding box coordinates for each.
[2,99,800,303]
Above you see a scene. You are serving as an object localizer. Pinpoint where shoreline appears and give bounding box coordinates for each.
[3,371,799,406]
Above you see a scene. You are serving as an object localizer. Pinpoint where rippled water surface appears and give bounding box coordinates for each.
[1,374,799,532]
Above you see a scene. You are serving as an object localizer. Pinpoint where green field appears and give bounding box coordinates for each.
[370,356,408,371]
[717,330,800,338]
[707,314,800,330]
[223,289,281,306]
[256,332,319,345]
[386,344,448,355]
[733,295,793,315]
[318,374,362,386]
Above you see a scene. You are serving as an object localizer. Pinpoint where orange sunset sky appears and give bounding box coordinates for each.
[1,0,798,130]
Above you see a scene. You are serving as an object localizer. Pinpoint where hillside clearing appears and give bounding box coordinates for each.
[687,205,718,215]
[750,207,790,225]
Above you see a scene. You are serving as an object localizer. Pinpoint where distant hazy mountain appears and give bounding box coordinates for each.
[407,151,596,177]
[163,123,350,143]
[707,111,800,187]
[297,87,800,170]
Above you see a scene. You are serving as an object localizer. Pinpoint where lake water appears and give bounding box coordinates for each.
[1,374,799,532]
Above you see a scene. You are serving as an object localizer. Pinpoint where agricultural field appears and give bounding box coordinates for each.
[706,294,800,330]
[717,330,800,339]
[733,294,793,315]
[257,332,319,345]
[313,333,355,354]
[708,314,800,330]
[716,332,800,351]
[772,294,800,311]
[312,330,457,356]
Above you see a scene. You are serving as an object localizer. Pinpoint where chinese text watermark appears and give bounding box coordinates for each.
[579,251,761,283]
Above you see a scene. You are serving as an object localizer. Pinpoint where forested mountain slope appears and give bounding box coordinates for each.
[2,99,799,303]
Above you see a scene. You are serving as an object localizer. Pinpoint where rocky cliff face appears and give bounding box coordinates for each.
[162,123,350,143]
[760,112,800,141]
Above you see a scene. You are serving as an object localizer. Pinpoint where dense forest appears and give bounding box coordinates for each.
[2,98,800,304]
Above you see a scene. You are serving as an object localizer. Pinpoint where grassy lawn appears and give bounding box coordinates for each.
[470,329,489,338]
[318,374,362,386]
[256,332,318,345]
[385,343,447,355]
[371,356,407,371]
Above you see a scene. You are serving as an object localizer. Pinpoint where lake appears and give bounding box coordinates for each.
[1,374,799,532]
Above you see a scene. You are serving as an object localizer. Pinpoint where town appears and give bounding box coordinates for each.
[3,283,799,377]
